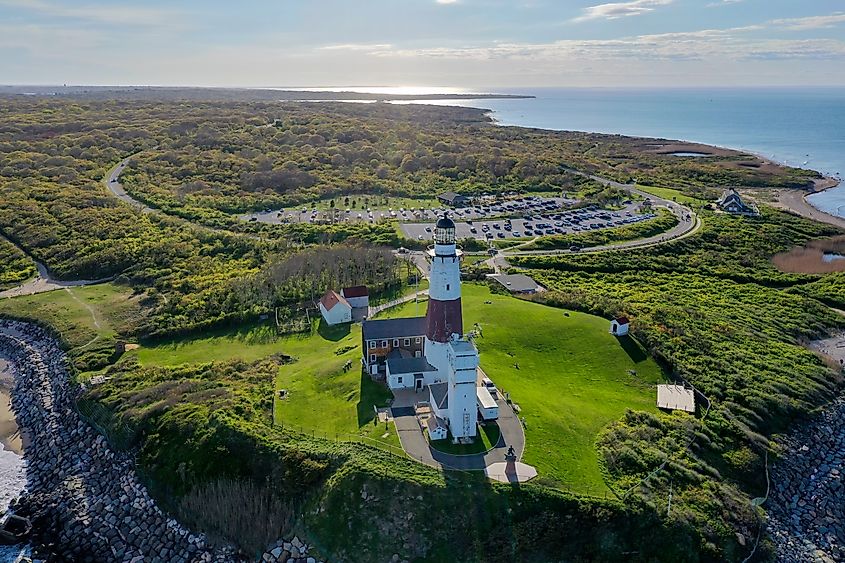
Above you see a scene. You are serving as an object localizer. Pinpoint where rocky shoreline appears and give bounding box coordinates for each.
[0,320,322,563]
[766,395,845,563]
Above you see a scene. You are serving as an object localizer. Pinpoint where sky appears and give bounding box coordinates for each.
[1,0,844,89]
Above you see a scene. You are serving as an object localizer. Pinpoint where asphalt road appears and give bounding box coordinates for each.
[104,157,154,214]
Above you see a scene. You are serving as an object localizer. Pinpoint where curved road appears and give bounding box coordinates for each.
[104,156,154,214]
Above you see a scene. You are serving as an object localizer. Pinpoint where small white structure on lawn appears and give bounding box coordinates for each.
[610,316,630,336]
[319,290,352,325]
[657,384,696,413]
[341,285,369,308]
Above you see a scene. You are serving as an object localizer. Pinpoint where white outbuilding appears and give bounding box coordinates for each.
[319,290,352,325]
[610,316,630,336]
[341,285,370,309]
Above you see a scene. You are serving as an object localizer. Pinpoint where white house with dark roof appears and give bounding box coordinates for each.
[717,189,759,216]
[319,290,352,325]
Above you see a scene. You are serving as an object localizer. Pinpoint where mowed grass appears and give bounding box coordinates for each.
[636,185,707,206]
[136,319,401,448]
[0,283,137,348]
[383,283,665,496]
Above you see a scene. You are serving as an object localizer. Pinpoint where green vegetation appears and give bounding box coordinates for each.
[636,185,708,206]
[3,96,842,561]
[511,205,845,558]
[0,237,35,289]
[0,283,140,370]
[519,209,679,251]
[429,422,501,455]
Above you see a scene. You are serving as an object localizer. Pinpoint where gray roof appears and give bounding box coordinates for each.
[387,356,437,375]
[429,382,449,410]
[362,316,426,341]
[490,274,541,293]
[426,415,446,433]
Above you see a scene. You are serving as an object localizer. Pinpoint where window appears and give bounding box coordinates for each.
[397,376,403,385]
[403,338,410,346]
[446,284,450,291]
[393,338,399,347]
[368,340,375,349]
[369,354,376,362]
[415,337,422,344]
[381,340,387,348]
[414,351,421,358]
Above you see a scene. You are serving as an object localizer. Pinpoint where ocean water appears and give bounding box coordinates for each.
[399,88,845,218]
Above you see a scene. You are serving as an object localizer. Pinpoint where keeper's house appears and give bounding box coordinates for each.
[362,317,426,377]
[319,290,352,325]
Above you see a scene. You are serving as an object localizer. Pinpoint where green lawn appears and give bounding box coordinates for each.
[382,283,666,496]
[136,319,402,449]
[0,283,137,348]
[133,281,665,495]
[636,185,706,206]
[429,422,501,455]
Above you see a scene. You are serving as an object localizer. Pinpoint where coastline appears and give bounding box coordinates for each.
[772,176,845,231]
[0,360,23,455]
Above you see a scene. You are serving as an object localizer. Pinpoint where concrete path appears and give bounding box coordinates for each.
[368,290,429,318]
[391,391,527,474]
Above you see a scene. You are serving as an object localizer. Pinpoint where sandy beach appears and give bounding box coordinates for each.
[773,177,845,231]
[0,359,23,455]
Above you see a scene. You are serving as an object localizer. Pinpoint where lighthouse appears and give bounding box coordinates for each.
[424,215,479,440]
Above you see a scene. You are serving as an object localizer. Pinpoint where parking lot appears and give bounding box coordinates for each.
[400,202,654,242]
[241,195,576,225]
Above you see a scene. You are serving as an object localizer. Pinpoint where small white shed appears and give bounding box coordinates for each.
[610,316,630,336]
[426,415,448,441]
[319,290,352,325]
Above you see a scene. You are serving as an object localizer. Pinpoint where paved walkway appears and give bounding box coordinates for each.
[368,290,428,318]
[390,374,528,475]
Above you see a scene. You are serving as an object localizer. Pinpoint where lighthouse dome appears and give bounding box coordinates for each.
[436,215,455,230]
[434,214,456,246]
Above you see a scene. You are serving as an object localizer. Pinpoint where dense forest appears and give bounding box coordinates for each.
[0,236,35,289]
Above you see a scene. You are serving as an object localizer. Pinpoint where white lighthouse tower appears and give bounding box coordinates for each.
[424,215,479,440]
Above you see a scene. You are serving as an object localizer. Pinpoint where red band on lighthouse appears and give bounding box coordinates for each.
[425,298,463,343]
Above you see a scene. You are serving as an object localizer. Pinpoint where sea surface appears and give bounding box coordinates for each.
[396,88,845,219]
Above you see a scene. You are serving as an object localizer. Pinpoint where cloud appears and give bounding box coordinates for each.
[572,0,673,22]
[0,0,177,26]
[436,0,459,4]
[768,12,845,31]
[319,43,393,53]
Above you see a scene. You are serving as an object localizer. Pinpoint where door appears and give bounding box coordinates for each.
[415,374,423,390]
